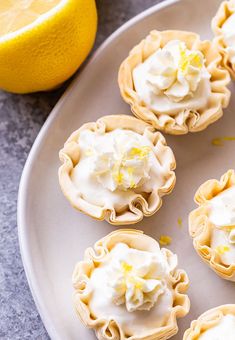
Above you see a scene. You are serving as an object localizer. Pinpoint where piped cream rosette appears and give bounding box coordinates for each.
[212,1,235,78]
[189,169,235,281]
[118,30,230,135]
[72,229,190,340]
[59,115,176,225]
[183,304,235,339]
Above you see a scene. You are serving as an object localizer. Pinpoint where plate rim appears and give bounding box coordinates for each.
[17,1,181,339]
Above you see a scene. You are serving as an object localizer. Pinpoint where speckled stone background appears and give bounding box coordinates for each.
[0,1,164,339]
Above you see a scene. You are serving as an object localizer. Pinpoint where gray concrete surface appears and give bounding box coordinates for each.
[0,1,163,339]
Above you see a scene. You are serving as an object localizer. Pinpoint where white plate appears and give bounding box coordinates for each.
[18,0,235,339]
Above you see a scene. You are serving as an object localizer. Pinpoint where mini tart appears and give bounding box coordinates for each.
[118,30,230,135]
[189,169,235,281]
[212,1,235,78]
[183,304,235,339]
[72,229,190,340]
[59,115,176,225]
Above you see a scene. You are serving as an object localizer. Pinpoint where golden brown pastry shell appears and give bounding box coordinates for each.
[59,115,176,225]
[212,0,235,78]
[73,229,190,340]
[189,169,235,281]
[183,304,235,339]
[118,30,230,135]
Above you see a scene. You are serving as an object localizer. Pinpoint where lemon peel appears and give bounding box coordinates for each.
[177,217,183,228]
[120,262,147,291]
[121,261,133,274]
[111,145,151,188]
[129,146,151,160]
[113,171,124,185]
[159,235,172,246]
[215,245,230,255]
[179,44,203,74]
[212,136,235,146]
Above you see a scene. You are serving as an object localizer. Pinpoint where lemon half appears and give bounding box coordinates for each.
[0,0,97,93]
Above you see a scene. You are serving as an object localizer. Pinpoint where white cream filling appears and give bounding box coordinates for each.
[222,12,235,64]
[211,229,235,265]
[199,314,235,340]
[133,40,211,115]
[71,129,166,210]
[88,243,174,336]
[209,186,235,265]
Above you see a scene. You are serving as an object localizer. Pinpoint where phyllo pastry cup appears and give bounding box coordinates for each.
[59,115,176,225]
[118,30,230,135]
[183,304,235,339]
[212,1,235,78]
[72,229,190,340]
[189,169,235,281]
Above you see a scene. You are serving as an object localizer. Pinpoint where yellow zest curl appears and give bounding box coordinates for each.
[121,261,133,274]
[120,262,144,290]
[212,136,235,147]
[114,171,124,185]
[129,277,143,290]
[159,235,172,246]
[179,44,203,74]
[129,146,151,160]
[215,245,230,255]
[177,218,183,228]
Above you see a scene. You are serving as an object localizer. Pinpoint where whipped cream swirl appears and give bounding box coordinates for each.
[209,186,235,242]
[108,243,170,312]
[90,131,151,191]
[222,12,235,64]
[199,314,235,340]
[134,40,209,104]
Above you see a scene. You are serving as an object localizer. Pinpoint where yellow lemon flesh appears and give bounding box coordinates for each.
[0,0,97,93]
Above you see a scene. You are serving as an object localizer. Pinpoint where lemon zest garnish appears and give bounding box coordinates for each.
[177,218,183,228]
[212,138,223,146]
[127,167,134,175]
[215,245,230,255]
[189,53,203,68]
[133,280,143,290]
[128,276,143,289]
[120,262,145,291]
[130,180,137,189]
[121,261,133,274]
[224,136,235,141]
[135,281,143,289]
[211,136,235,146]
[179,47,188,73]
[179,44,202,74]
[111,146,150,187]
[127,167,137,189]
[159,235,172,246]
[115,283,125,294]
[114,172,124,185]
[129,146,151,160]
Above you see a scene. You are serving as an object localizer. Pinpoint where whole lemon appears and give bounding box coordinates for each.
[0,0,97,93]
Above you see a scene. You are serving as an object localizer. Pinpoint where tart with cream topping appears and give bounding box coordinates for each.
[59,115,176,225]
[189,169,235,281]
[183,304,235,340]
[118,30,230,135]
[73,229,190,340]
[212,0,235,78]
